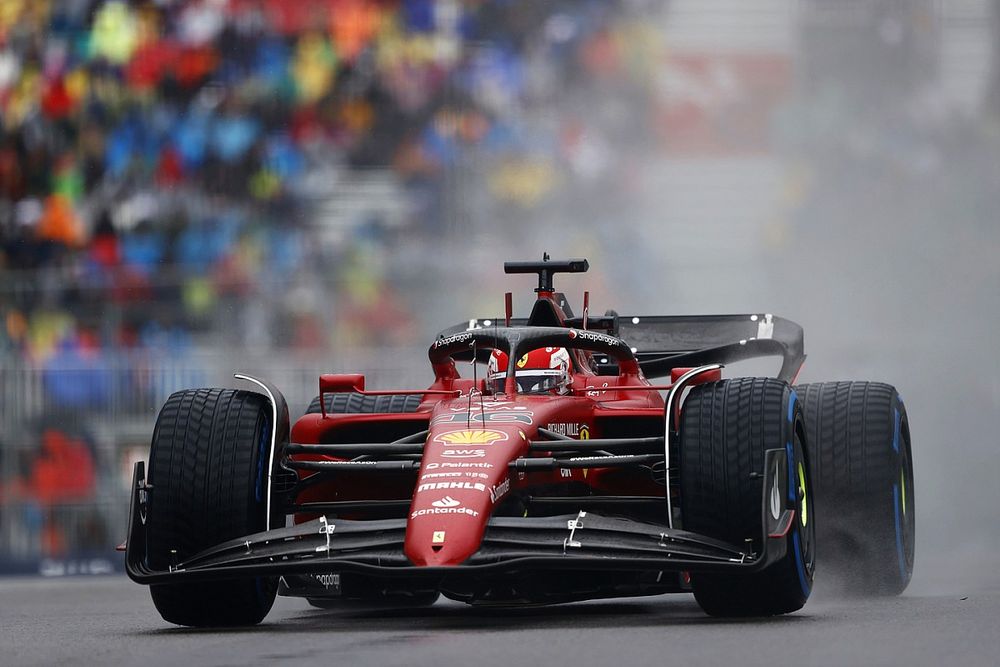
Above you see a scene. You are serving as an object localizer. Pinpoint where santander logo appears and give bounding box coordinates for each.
[411,495,480,519]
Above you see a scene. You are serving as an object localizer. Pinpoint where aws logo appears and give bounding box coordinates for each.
[435,429,509,446]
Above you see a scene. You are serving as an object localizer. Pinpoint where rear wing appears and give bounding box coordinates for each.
[609,313,804,382]
[439,313,805,383]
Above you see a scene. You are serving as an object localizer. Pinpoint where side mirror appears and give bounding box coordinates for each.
[318,374,366,418]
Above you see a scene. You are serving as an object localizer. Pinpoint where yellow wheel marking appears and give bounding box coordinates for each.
[797,461,808,527]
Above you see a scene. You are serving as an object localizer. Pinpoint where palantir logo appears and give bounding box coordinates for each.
[432,496,461,508]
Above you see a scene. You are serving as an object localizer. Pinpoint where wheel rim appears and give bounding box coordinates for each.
[895,414,915,577]
[797,461,808,528]
[791,425,815,595]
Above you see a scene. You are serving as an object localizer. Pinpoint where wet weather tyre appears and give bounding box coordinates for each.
[679,378,815,616]
[795,382,914,595]
[305,392,422,415]
[146,388,278,626]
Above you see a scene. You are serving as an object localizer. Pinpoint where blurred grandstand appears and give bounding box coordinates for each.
[0,0,665,572]
[1,1,998,574]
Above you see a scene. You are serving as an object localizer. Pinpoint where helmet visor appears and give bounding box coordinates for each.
[489,369,565,395]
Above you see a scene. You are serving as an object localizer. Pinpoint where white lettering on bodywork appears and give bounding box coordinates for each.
[417,481,487,493]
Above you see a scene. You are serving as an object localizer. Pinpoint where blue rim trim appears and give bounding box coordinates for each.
[893,482,906,579]
[892,408,900,453]
[792,530,811,597]
[255,415,273,600]
[255,418,270,503]
[786,442,795,501]
[786,394,811,598]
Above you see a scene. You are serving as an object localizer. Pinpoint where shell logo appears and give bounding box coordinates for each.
[435,429,509,445]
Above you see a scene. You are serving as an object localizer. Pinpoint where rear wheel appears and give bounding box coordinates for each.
[796,382,914,595]
[146,388,278,626]
[305,392,422,415]
[680,378,815,616]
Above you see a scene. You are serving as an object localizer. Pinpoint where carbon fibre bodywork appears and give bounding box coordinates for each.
[126,446,796,603]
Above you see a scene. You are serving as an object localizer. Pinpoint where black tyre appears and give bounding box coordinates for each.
[305,392,422,415]
[680,378,815,616]
[796,382,914,595]
[146,388,278,626]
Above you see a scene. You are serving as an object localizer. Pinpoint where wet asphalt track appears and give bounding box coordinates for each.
[2,563,998,667]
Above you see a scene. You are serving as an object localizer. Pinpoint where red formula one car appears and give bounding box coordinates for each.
[125,258,915,626]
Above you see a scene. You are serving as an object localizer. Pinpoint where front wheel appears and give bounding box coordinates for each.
[146,388,278,626]
[679,378,815,616]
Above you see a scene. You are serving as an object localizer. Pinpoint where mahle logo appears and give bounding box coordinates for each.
[435,429,509,446]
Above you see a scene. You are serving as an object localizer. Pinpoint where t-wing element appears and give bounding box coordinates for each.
[504,256,589,294]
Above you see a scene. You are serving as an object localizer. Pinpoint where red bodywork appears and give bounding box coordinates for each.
[125,257,811,616]
[126,256,805,620]
[288,287,708,568]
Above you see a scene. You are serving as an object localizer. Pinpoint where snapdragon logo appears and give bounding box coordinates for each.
[433,332,473,349]
[568,329,623,347]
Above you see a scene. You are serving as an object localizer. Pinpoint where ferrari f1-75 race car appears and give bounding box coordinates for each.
[124,258,915,625]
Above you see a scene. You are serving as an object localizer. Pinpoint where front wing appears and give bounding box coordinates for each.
[124,448,795,585]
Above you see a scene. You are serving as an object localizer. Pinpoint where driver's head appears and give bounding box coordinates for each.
[488,347,571,395]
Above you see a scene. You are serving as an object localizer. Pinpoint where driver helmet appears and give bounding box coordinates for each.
[488,347,572,395]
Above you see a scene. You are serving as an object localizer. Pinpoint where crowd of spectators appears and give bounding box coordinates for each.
[0,0,661,371]
[0,0,663,562]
